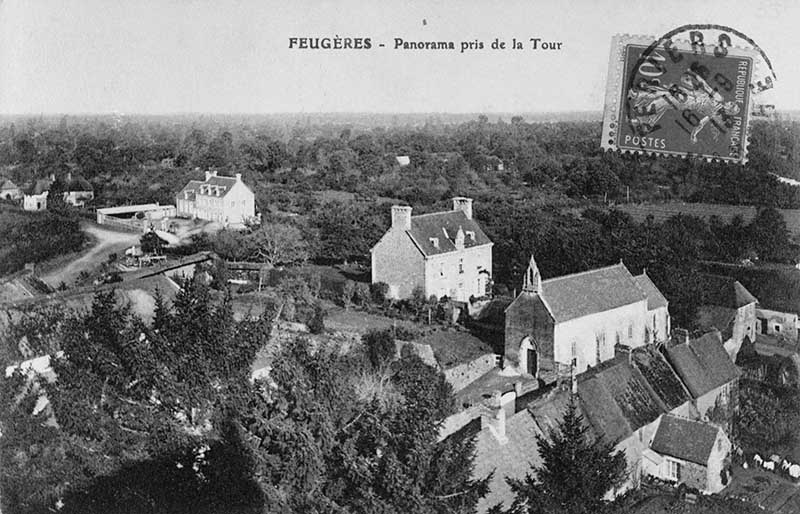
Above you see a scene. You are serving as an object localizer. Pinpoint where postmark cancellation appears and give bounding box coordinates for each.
[602,34,759,164]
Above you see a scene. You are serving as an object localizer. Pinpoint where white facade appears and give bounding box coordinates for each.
[176,171,256,225]
[553,301,649,374]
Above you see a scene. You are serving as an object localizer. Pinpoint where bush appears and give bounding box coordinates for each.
[363,329,396,370]
[308,303,326,334]
[370,282,390,305]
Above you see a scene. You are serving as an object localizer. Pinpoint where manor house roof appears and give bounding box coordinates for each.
[407,210,492,256]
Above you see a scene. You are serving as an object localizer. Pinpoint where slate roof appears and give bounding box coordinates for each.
[25,178,53,195]
[537,263,647,323]
[178,180,204,201]
[630,345,692,411]
[635,273,669,310]
[664,330,741,398]
[474,408,543,512]
[701,273,758,309]
[700,261,800,315]
[406,210,492,256]
[577,356,665,445]
[1,178,19,190]
[538,346,691,447]
[177,174,244,201]
[651,414,721,465]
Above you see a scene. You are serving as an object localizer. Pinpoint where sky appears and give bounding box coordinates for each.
[0,0,797,114]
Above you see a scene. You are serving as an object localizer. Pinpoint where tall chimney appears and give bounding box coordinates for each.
[486,391,508,445]
[205,171,213,181]
[452,197,473,220]
[391,205,412,231]
[235,173,242,182]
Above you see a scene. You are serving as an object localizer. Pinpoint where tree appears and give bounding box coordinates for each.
[241,341,489,514]
[140,230,166,255]
[505,394,626,514]
[1,281,273,514]
[249,222,309,267]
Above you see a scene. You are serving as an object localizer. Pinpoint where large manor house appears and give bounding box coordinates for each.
[175,170,255,225]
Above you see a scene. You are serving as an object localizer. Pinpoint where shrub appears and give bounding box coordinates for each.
[341,280,356,309]
[363,329,396,370]
[308,303,326,334]
[353,282,371,306]
[370,282,390,305]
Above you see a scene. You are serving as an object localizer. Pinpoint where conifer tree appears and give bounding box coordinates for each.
[505,394,626,514]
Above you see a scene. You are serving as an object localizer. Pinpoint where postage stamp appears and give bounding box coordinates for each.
[602,34,760,163]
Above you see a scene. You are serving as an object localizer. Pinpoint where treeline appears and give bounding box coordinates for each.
[0,282,488,514]
[0,203,85,276]
[1,116,799,211]
[475,202,795,328]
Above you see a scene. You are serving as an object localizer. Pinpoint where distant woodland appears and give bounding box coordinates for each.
[1,115,799,328]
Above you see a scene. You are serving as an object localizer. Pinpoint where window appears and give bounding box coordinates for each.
[628,323,633,339]
[458,259,464,274]
[666,459,681,481]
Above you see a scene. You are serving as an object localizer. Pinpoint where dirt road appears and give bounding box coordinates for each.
[40,224,141,288]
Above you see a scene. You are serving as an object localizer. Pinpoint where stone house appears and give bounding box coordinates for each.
[700,261,800,344]
[756,307,799,343]
[646,414,732,494]
[22,176,54,211]
[370,197,493,301]
[175,170,256,225]
[1,178,22,200]
[62,172,94,207]
[504,256,669,377]
[697,273,758,362]
[663,330,741,432]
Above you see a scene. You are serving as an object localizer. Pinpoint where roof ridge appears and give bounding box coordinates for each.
[542,262,629,284]
[411,210,460,219]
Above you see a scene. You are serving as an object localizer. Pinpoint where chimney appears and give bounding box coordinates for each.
[391,205,412,231]
[485,391,508,445]
[671,328,690,346]
[452,197,473,219]
[205,171,213,181]
[571,358,578,395]
[235,173,242,182]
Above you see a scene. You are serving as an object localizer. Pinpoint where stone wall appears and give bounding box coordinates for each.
[444,353,499,392]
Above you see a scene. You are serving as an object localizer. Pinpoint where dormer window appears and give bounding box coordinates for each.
[429,237,439,249]
[466,230,475,241]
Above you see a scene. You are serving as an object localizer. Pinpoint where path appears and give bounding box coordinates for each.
[39,223,141,288]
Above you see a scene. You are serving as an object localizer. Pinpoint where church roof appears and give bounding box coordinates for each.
[635,273,668,310]
[664,330,741,398]
[651,415,721,465]
[538,263,646,323]
[407,210,492,256]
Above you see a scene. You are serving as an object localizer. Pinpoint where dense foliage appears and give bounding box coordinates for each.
[0,282,487,514]
[503,394,626,514]
[0,204,85,276]
[0,282,272,514]
[735,379,800,458]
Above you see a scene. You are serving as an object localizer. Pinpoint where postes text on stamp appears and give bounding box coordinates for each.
[602,34,759,164]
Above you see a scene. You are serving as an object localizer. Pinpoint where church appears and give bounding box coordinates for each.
[504,255,670,378]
